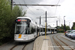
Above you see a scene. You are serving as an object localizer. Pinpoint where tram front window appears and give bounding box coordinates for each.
[15,22,28,34]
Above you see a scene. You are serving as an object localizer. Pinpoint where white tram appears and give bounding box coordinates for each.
[39,25,57,35]
[14,17,38,42]
[38,25,45,35]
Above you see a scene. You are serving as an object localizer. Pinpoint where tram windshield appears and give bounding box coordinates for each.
[15,22,28,34]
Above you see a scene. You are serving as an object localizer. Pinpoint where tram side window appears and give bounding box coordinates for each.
[31,27,35,33]
[30,23,36,34]
[25,27,31,34]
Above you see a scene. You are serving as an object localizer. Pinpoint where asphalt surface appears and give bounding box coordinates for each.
[48,33,75,50]
[0,33,75,50]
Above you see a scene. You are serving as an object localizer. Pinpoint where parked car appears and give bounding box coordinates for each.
[65,30,72,36]
[70,30,75,39]
[67,32,73,38]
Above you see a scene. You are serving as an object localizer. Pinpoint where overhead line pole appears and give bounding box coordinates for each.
[56,20,58,27]
[64,16,66,35]
[37,16,41,25]
[45,11,47,39]
[39,16,41,25]
[56,20,58,32]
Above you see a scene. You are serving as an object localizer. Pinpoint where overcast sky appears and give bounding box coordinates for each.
[13,0,75,28]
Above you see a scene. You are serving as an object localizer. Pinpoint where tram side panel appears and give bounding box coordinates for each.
[51,29,57,34]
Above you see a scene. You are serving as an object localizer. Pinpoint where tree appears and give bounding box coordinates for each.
[56,24,70,33]
[0,0,26,45]
[71,22,75,30]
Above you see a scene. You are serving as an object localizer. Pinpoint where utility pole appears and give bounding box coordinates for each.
[11,0,13,10]
[56,20,58,33]
[64,16,66,35]
[45,11,47,39]
[56,20,58,27]
[39,16,41,25]
[69,22,70,29]
[37,16,41,25]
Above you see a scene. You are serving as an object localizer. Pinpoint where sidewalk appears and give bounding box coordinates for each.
[33,36,54,50]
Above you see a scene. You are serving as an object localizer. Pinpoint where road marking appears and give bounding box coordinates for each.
[41,40,48,50]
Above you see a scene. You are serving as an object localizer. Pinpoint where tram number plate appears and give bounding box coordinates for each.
[18,34,22,38]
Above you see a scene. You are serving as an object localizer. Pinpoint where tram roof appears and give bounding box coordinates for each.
[17,17,32,20]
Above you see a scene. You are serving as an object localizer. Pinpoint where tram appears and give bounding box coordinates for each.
[14,17,38,42]
[39,25,57,35]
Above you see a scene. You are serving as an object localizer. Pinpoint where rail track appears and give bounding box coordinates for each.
[10,43,28,50]
[52,35,64,50]
[61,35,75,50]
[61,36,75,43]
[52,35,74,50]
[56,35,74,50]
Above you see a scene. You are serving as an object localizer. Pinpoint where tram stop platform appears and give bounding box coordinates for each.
[33,36,54,50]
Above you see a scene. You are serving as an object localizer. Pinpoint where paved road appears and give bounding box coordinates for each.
[48,33,75,50]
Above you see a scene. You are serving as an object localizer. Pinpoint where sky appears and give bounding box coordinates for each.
[13,0,75,28]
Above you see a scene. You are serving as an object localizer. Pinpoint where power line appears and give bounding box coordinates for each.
[18,0,22,8]
[23,0,37,16]
[54,0,60,26]
[55,0,60,15]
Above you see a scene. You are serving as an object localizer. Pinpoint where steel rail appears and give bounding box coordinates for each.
[61,36,75,43]
[52,35,64,50]
[56,35,74,50]
[22,44,27,50]
[10,43,27,50]
[10,44,17,50]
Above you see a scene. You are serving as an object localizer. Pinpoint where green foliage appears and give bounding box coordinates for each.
[71,22,75,30]
[0,0,26,44]
[56,24,70,33]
